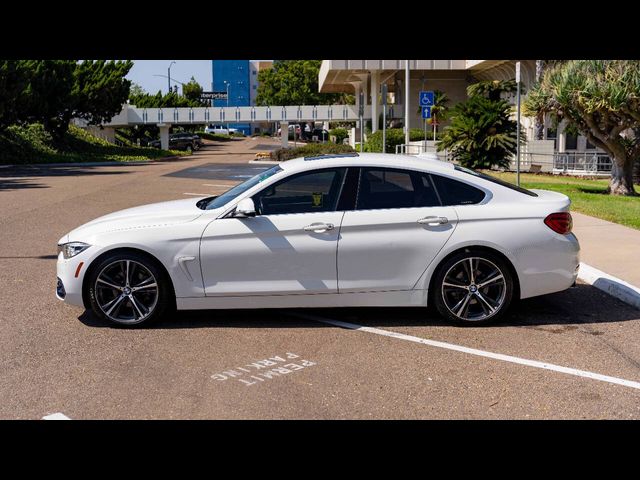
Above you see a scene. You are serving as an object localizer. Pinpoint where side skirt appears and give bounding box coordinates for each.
[176,290,427,310]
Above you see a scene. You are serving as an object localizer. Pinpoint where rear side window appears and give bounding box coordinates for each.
[431,174,485,205]
[356,168,440,210]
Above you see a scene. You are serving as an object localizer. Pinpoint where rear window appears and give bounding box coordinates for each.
[454,166,538,197]
[431,174,486,205]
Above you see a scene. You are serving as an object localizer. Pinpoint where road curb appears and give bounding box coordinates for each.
[578,262,640,310]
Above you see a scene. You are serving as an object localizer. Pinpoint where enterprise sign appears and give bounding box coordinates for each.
[201,91,228,100]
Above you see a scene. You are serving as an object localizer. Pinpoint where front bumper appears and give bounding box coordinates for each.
[56,250,92,307]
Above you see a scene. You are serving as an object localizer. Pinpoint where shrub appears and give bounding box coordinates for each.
[364,128,440,153]
[195,131,235,142]
[329,127,349,144]
[270,143,355,162]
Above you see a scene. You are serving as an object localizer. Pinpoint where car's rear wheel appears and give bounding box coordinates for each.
[432,250,514,325]
[87,251,173,327]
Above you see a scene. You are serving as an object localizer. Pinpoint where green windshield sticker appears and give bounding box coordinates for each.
[311,192,323,207]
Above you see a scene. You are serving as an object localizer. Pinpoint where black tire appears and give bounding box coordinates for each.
[87,251,174,327]
[431,249,514,326]
[185,145,193,153]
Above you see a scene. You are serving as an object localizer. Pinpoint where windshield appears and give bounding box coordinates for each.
[202,165,283,210]
[454,166,538,197]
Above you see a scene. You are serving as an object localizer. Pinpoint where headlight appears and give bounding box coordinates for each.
[57,242,91,259]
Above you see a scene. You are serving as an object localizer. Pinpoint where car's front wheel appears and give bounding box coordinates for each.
[87,251,173,327]
[432,250,514,325]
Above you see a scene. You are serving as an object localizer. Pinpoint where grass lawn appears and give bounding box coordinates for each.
[483,171,640,230]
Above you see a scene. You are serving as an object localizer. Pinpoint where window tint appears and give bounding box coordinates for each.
[254,168,346,215]
[431,174,486,205]
[356,168,440,210]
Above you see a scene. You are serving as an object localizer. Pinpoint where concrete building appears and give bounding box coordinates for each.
[249,61,274,134]
[319,60,610,174]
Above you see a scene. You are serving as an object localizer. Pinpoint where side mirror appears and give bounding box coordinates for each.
[233,198,256,218]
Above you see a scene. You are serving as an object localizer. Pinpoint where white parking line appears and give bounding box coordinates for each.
[202,183,234,187]
[293,313,640,391]
[183,193,211,196]
[42,412,71,420]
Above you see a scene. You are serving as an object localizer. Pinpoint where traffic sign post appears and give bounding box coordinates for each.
[420,91,434,148]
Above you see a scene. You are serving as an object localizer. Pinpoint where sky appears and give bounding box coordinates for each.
[127,60,214,94]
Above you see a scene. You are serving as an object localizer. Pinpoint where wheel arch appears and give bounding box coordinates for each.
[426,245,521,305]
[81,247,176,310]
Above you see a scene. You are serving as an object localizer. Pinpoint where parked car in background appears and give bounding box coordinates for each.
[277,124,301,138]
[148,133,202,151]
[204,124,238,135]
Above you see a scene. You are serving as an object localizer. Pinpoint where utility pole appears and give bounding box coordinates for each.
[168,61,176,94]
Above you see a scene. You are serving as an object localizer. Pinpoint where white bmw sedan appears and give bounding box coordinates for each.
[56,153,580,327]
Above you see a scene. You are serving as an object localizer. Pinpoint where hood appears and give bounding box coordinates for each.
[65,197,208,241]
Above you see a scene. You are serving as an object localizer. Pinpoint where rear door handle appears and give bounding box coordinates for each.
[303,222,335,233]
[417,216,448,226]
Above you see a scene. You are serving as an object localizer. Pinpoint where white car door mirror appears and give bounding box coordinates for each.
[234,198,256,218]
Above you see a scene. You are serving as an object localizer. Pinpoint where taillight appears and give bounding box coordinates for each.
[544,212,573,234]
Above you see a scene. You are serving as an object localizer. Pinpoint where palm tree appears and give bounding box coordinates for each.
[467,79,517,101]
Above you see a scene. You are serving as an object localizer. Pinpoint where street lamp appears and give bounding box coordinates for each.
[223,80,230,129]
[168,61,176,94]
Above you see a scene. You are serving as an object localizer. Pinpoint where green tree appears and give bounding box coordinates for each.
[182,76,204,105]
[438,82,520,169]
[16,60,132,140]
[255,60,344,106]
[0,61,29,131]
[525,60,640,196]
[64,60,133,131]
[129,82,146,97]
[18,60,76,138]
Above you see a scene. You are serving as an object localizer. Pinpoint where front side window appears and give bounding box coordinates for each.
[203,165,283,210]
[253,168,346,215]
[356,168,440,210]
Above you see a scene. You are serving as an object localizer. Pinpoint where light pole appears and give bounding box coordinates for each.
[167,61,176,94]
[223,80,230,130]
[515,61,522,187]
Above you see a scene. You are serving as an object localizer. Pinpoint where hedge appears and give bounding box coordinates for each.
[270,143,355,162]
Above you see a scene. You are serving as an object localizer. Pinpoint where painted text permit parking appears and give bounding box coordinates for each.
[211,353,316,386]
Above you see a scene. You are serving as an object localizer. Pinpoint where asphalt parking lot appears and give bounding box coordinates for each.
[2,137,640,419]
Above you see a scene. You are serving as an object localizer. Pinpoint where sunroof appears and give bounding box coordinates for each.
[304,153,360,161]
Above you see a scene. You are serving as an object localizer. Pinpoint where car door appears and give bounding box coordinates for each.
[200,167,347,296]
[337,167,458,293]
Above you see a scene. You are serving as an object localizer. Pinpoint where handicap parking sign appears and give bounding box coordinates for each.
[419,91,434,107]
[422,106,432,119]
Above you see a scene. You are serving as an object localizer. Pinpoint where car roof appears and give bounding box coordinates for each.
[278,152,455,175]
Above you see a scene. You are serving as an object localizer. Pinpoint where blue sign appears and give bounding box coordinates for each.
[422,106,432,119]
[419,90,434,107]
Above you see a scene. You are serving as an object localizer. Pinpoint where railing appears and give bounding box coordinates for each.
[396,143,613,176]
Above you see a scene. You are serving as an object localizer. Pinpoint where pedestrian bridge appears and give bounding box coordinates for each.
[94,103,404,149]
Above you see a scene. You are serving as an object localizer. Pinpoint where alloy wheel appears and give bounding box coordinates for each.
[95,260,159,324]
[441,257,507,322]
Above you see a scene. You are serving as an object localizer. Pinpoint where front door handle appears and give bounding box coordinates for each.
[303,222,335,233]
[417,216,449,226]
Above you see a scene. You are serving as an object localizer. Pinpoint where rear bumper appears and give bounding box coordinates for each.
[518,232,580,299]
